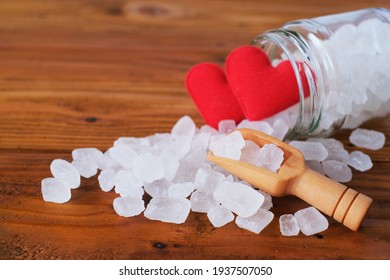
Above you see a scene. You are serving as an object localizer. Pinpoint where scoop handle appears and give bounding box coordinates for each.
[288,168,373,231]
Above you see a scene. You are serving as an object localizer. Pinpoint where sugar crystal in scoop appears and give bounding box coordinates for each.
[240,140,262,166]
[279,214,300,236]
[113,196,145,217]
[257,144,284,173]
[349,128,385,150]
[50,159,80,189]
[213,181,264,218]
[207,205,234,228]
[294,207,329,236]
[211,130,245,160]
[41,177,71,204]
[347,151,373,172]
[144,196,191,224]
[235,208,274,234]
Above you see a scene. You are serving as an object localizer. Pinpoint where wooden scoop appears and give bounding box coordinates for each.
[207,128,373,231]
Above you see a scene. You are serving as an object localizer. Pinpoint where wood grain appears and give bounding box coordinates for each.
[0,0,389,259]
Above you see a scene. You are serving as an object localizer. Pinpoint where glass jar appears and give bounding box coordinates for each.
[252,8,390,139]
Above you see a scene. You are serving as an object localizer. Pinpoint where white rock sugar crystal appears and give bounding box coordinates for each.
[168,182,195,199]
[271,119,289,140]
[109,143,137,169]
[289,141,328,161]
[258,190,273,210]
[211,130,245,160]
[305,160,325,175]
[240,140,262,166]
[235,208,274,234]
[71,158,98,178]
[50,159,80,189]
[213,181,264,218]
[97,149,120,170]
[244,120,273,135]
[114,169,144,198]
[72,148,103,163]
[194,167,225,192]
[144,178,171,198]
[294,207,329,236]
[132,153,164,183]
[257,144,284,173]
[98,169,115,192]
[279,214,300,236]
[349,128,386,150]
[41,177,71,204]
[113,196,145,218]
[144,196,191,224]
[322,160,353,183]
[158,150,180,181]
[310,138,348,163]
[171,115,196,140]
[218,119,236,134]
[348,151,373,172]
[207,205,234,228]
[190,189,217,213]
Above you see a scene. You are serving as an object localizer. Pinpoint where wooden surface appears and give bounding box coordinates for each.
[0,0,389,260]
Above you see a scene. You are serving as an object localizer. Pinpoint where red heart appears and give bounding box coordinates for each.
[185,62,245,128]
[226,46,304,121]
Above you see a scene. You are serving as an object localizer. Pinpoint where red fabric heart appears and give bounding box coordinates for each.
[226,46,305,121]
[185,62,245,128]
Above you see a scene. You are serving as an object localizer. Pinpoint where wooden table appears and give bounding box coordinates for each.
[0,0,389,260]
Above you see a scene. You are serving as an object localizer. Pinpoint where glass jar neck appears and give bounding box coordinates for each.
[252,22,340,139]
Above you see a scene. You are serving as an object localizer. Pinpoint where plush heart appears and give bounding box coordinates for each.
[185,62,245,128]
[226,46,306,121]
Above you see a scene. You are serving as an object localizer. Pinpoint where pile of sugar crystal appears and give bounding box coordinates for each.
[41,115,384,235]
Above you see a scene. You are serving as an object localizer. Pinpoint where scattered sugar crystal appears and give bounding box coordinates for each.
[310,138,348,162]
[237,119,250,128]
[349,128,385,150]
[235,208,274,234]
[144,178,171,198]
[240,140,262,166]
[41,177,71,204]
[211,130,245,160]
[132,153,164,183]
[71,158,98,178]
[207,205,234,227]
[213,181,264,218]
[190,189,217,213]
[306,160,325,175]
[163,136,192,160]
[113,196,145,217]
[50,159,80,189]
[144,197,191,224]
[271,119,289,140]
[159,150,180,181]
[97,149,120,170]
[191,132,211,150]
[199,124,219,135]
[245,120,273,135]
[194,167,225,192]
[258,190,273,210]
[98,169,115,192]
[114,169,144,198]
[171,115,196,140]
[294,207,328,236]
[72,148,103,163]
[218,120,236,134]
[172,148,207,183]
[289,141,328,161]
[109,143,137,169]
[348,151,373,172]
[322,160,353,183]
[279,214,300,236]
[257,144,284,173]
[168,182,195,199]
